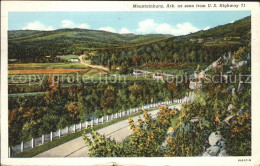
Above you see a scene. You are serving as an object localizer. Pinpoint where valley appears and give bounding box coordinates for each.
[8,16,251,157]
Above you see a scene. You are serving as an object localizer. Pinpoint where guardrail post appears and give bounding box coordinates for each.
[31,138,34,148]
[85,121,88,128]
[116,113,118,119]
[74,124,76,133]
[106,115,109,122]
[42,134,44,144]
[66,126,69,134]
[59,129,61,138]
[21,142,24,152]
[91,119,94,126]
[50,132,53,141]
[80,123,82,130]
[102,116,104,123]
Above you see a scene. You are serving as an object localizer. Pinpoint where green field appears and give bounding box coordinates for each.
[8,62,88,70]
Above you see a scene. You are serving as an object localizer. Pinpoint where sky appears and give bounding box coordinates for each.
[8,11,250,36]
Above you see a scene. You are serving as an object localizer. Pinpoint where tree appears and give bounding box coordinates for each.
[100,86,116,110]
[66,102,81,122]
[173,53,179,63]
[132,55,141,67]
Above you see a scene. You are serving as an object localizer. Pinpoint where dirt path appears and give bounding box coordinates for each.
[79,55,109,71]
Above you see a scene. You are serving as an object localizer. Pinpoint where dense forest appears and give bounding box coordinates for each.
[8,78,188,146]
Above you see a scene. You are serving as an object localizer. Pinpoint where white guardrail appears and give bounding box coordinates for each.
[9,99,183,157]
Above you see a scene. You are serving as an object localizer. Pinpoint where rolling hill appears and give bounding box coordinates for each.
[9,28,171,45]
[8,16,250,64]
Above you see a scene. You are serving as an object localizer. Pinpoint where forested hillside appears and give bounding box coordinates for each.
[8,29,171,62]
[8,16,250,65]
[87,16,250,73]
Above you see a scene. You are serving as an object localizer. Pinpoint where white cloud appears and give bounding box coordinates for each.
[203,26,211,30]
[135,19,200,36]
[230,20,234,23]
[119,28,131,34]
[174,23,200,35]
[136,19,156,33]
[61,20,89,29]
[98,27,116,33]
[22,21,54,31]
[155,23,174,34]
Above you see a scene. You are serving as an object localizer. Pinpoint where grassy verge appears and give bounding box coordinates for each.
[14,107,160,157]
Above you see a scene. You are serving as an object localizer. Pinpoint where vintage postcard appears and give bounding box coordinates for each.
[1,1,260,166]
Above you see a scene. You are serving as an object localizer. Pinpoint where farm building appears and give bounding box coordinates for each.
[153,73,164,79]
[70,58,79,62]
[133,70,143,76]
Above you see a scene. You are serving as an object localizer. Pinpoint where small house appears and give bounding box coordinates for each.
[133,70,143,76]
[71,58,79,62]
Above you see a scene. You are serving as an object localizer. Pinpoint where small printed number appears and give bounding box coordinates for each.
[241,4,246,7]
[238,159,251,162]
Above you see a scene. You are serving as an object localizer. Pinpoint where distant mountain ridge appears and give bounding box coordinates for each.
[9,28,172,45]
[8,16,250,62]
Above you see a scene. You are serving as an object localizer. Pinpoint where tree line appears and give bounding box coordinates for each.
[8,77,188,146]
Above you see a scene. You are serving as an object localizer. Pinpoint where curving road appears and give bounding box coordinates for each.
[79,55,109,71]
[35,104,181,157]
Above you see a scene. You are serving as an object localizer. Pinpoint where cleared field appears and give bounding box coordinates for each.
[84,68,107,75]
[8,69,89,75]
[8,63,89,70]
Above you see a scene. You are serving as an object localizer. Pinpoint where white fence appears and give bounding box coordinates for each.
[9,99,182,157]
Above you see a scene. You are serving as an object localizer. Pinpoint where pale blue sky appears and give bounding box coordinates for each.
[8,11,250,36]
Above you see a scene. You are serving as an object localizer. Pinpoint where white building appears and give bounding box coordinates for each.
[70,58,79,62]
[133,70,143,76]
